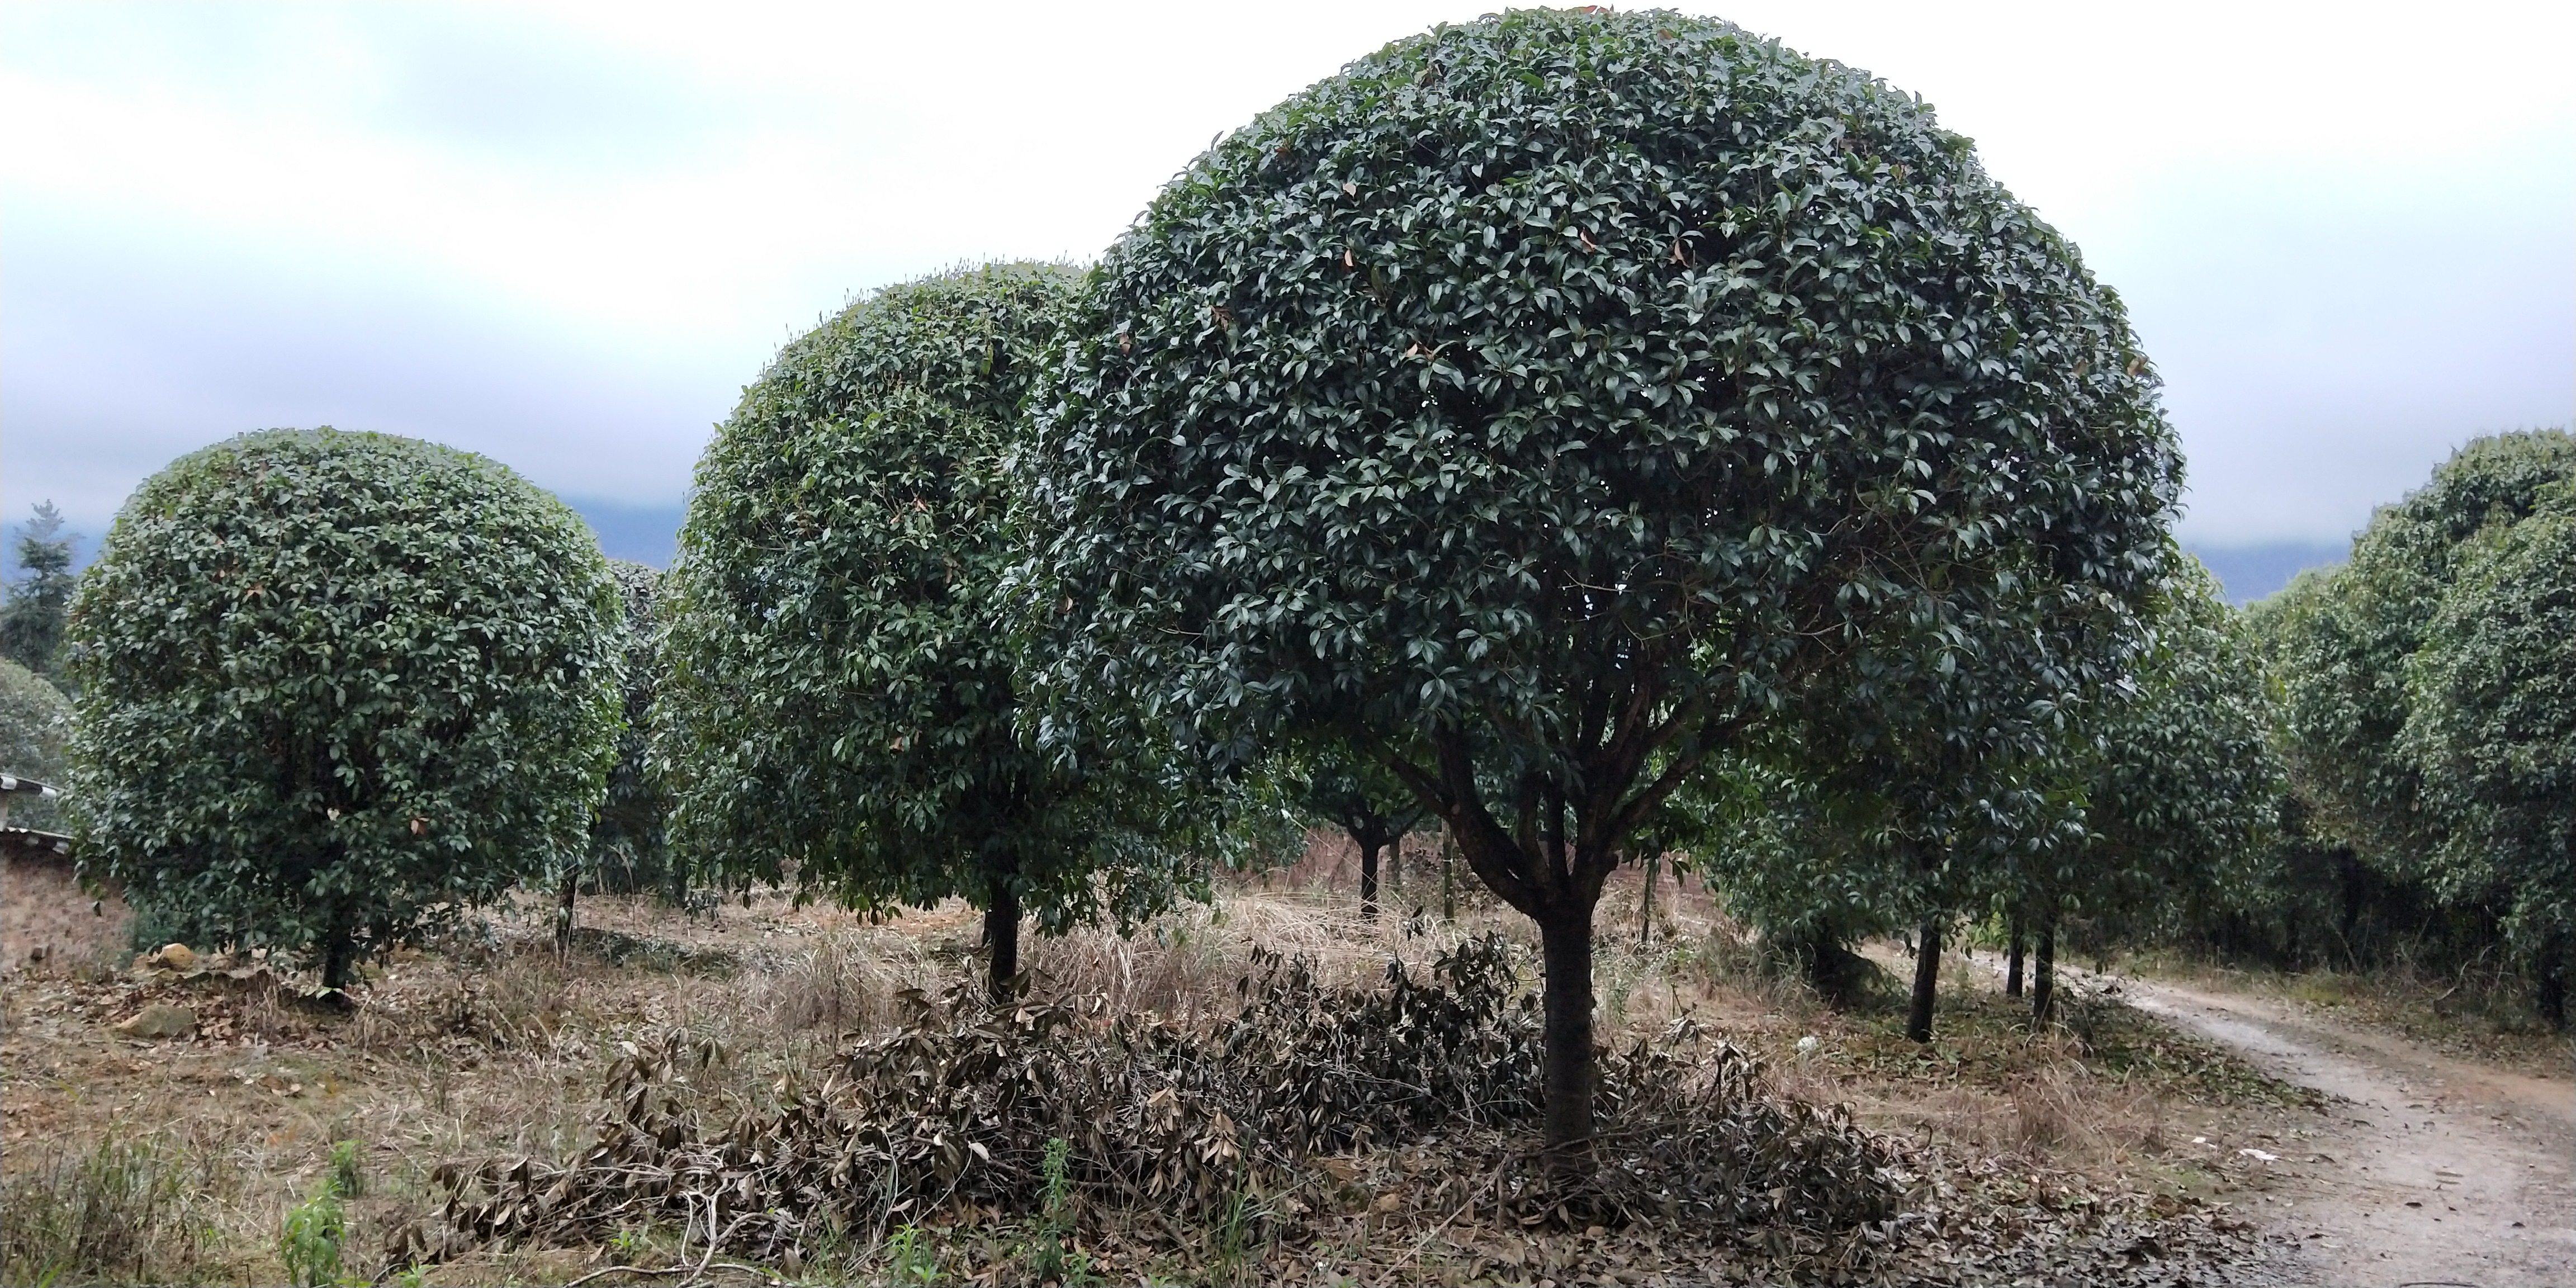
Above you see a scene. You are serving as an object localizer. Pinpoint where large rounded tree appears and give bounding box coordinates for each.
[67,428,621,988]
[661,263,1198,997]
[1037,10,2178,1151]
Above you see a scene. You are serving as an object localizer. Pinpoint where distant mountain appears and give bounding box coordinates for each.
[565,498,684,569]
[2185,540,2349,604]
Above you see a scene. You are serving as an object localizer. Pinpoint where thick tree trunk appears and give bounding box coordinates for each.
[2005,922,2025,998]
[984,878,1021,1001]
[2032,922,2057,1024]
[1358,839,1381,921]
[1537,906,1598,1154]
[1439,829,1456,922]
[556,865,580,959]
[1906,920,1943,1044]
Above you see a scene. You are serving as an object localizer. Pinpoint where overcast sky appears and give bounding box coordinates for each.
[5,1,2570,561]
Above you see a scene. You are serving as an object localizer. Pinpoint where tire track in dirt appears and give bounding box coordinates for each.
[2115,976,2573,1287]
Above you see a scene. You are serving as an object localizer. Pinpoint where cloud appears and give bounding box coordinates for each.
[3,0,2569,552]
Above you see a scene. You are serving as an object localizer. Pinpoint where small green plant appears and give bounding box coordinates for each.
[326,1140,366,1199]
[277,1182,347,1288]
[1030,1136,1093,1285]
[884,1221,940,1285]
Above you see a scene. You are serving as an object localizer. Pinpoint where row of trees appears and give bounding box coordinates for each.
[87,10,2547,1164]
[2253,430,2576,1025]
[59,12,2181,1158]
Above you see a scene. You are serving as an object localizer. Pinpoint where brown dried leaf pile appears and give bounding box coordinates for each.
[419,936,1899,1266]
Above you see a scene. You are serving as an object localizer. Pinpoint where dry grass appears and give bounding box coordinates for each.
[1,874,2303,1284]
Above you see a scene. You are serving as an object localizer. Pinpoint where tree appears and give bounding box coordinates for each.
[2270,430,2576,1018]
[2400,482,2576,1025]
[1281,741,1424,919]
[1036,10,2178,1152]
[66,428,622,989]
[660,264,1200,1000]
[1,501,79,685]
[0,657,72,832]
[2272,431,2575,866]
[2003,556,2282,1020]
[559,559,678,952]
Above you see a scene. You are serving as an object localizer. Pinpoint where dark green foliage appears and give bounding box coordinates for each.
[589,560,677,900]
[0,658,71,832]
[65,428,622,987]
[2033,558,2283,959]
[2272,430,2576,865]
[1038,9,2177,1145]
[1,501,79,684]
[1280,741,1424,917]
[661,264,1198,996]
[2401,484,2576,1020]
[2263,430,2576,1020]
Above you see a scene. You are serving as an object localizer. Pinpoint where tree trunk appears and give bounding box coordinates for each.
[1906,920,1943,1044]
[984,878,1021,1001]
[2005,921,2025,998]
[1537,905,1598,1154]
[1389,834,1404,893]
[556,864,580,959]
[320,915,358,995]
[2032,922,2057,1024]
[1439,828,1456,922]
[2537,946,2568,1031]
[1638,852,1659,941]
[1358,838,1381,921]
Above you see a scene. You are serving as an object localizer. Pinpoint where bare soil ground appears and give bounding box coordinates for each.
[2114,973,2575,1287]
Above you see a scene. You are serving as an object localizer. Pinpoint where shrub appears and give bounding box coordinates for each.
[0,656,70,831]
[67,427,622,987]
[1036,9,2177,1148]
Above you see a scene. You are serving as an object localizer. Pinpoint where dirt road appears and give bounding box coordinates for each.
[2113,975,2573,1286]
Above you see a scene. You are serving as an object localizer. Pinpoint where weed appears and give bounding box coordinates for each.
[327,1139,366,1199]
[278,1181,348,1287]
[884,1221,941,1285]
[1030,1135,1093,1284]
[0,1133,206,1284]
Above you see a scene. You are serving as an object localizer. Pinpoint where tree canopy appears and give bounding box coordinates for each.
[2266,429,2576,1021]
[2398,482,2576,1020]
[660,263,1201,996]
[1036,9,2179,1148]
[65,428,622,987]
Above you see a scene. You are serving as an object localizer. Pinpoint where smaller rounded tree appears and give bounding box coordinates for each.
[661,264,1199,999]
[68,428,622,988]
